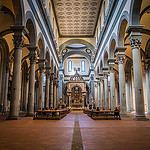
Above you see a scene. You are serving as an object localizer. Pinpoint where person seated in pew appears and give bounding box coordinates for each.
[114,107,119,116]
[45,105,49,110]
[96,107,100,111]
[92,107,96,111]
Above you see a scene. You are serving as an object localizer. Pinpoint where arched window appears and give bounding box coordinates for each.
[81,60,85,72]
[68,60,72,72]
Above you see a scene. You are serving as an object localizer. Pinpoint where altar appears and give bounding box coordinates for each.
[66,70,87,110]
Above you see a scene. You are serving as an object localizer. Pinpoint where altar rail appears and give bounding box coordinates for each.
[83,109,121,120]
[33,109,70,120]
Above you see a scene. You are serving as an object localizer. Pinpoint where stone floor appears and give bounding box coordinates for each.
[0,112,150,150]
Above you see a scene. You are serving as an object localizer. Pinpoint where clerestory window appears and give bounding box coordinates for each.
[68,60,72,72]
[81,60,85,72]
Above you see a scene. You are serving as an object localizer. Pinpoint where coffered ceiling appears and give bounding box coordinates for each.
[52,0,102,37]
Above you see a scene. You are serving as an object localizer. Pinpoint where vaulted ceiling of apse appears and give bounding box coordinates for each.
[52,0,103,37]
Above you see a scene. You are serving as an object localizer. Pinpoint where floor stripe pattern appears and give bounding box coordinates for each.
[71,112,83,150]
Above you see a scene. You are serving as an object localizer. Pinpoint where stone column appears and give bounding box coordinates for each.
[94,81,98,108]
[68,93,71,108]
[143,60,150,114]
[108,59,116,110]
[90,73,95,106]
[56,81,59,107]
[127,26,148,120]
[125,72,131,112]
[82,95,85,108]
[99,75,104,109]
[50,73,54,108]
[59,64,63,101]
[102,68,109,110]
[53,75,57,109]
[26,47,37,116]
[3,64,10,114]
[45,67,51,108]
[115,47,127,116]
[7,26,25,120]
[38,59,45,110]
[98,81,101,109]
[97,80,100,108]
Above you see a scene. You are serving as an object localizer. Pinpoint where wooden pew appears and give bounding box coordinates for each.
[83,109,121,120]
[33,109,70,120]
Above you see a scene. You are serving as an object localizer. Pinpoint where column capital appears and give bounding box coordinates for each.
[102,67,109,74]
[116,54,126,64]
[115,48,126,64]
[45,67,51,75]
[108,58,116,73]
[99,74,104,81]
[103,73,108,79]
[11,26,25,49]
[38,59,46,70]
[28,46,38,63]
[126,26,144,48]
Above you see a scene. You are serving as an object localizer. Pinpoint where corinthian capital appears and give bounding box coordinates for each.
[28,47,38,63]
[11,26,25,49]
[108,58,116,73]
[117,54,126,64]
[126,25,144,48]
[115,47,127,64]
[129,37,141,47]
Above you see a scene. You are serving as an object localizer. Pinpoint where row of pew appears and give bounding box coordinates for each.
[33,109,70,120]
[83,109,121,120]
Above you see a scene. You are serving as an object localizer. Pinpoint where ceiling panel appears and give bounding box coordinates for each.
[53,0,102,37]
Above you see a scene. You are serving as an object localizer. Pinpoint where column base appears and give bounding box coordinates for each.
[6,116,21,120]
[134,116,149,121]
[25,113,35,117]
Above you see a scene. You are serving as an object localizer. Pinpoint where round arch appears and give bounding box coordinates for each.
[12,0,25,26]
[129,0,142,25]
[62,50,91,64]
[59,39,95,54]
[117,12,129,47]
[109,33,117,59]
[25,11,37,46]
[37,32,45,59]
[45,48,50,68]
[103,51,108,68]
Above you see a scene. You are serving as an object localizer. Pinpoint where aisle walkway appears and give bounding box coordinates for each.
[0,112,150,150]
